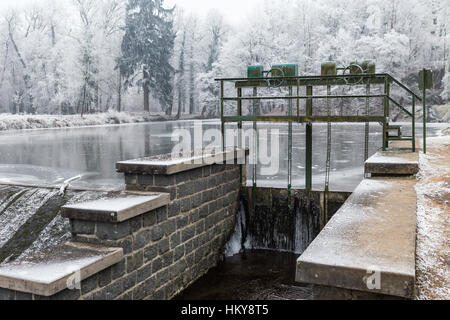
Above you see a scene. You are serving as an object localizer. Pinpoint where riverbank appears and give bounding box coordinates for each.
[415,133,450,300]
[0,112,211,131]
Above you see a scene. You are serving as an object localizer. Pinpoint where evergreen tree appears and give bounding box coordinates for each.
[118,0,175,113]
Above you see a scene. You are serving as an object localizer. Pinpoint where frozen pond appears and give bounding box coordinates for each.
[0,120,446,192]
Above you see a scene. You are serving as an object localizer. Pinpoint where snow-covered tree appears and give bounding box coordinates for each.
[0,0,448,116]
[118,0,175,113]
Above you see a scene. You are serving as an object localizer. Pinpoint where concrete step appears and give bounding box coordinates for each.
[0,242,123,297]
[296,178,417,299]
[365,150,419,176]
[116,147,247,175]
[61,192,170,223]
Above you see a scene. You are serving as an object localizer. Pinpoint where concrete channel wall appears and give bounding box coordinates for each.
[0,150,244,300]
[241,187,351,253]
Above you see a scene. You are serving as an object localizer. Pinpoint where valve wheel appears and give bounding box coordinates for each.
[342,64,364,85]
[265,67,286,88]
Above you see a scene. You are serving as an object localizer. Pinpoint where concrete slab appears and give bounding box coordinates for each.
[61,192,170,223]
[116,147,247,175]
[0,242,123,296]
[296,178,417,298]
[365,150,419,176]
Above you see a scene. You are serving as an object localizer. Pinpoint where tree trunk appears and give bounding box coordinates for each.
[165,104,172,116]
[81,82,87,118]
[8,19,33,114]
[117,71,122,112]
[143,66,150,112]
[176,89,183,120]
[0,40,9,89]
[95,83,99,113]
[189,61,195,114]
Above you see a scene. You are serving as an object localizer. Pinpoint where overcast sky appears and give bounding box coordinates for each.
[0,0,262,24]
[171,0,260,23]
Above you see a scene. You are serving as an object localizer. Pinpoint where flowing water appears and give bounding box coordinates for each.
[0,185,115,265]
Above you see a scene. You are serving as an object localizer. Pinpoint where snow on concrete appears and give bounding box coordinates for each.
[0,255,102,284]
[367,153,417,164]
[415,134,450,300]
[64,194,159,213]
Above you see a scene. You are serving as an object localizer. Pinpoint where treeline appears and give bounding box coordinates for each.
[0,0,448,116]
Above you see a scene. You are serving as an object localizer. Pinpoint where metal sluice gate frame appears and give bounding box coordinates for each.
[215,67,430,218]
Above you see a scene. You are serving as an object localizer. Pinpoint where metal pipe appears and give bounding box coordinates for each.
[412,95,416,153]
[222,94,386,101]
[237,87,243,183]
[288,86,293,204]
[422,70,427,154]
[306,86,313,192]
[365,83,370,161]
[253,87,258,189]
[223,115,386,123]
[215,73,390,82]
[220,80,225,151]
[382,76,388,151]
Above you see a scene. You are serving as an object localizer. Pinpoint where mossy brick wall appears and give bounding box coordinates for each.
[0,163,242,300]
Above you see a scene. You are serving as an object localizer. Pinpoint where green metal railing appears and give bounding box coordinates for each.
[216,73,426,195]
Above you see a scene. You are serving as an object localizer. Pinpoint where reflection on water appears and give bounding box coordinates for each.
[0,120,445,191]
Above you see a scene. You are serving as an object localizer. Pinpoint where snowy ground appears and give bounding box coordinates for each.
[415,132,450,300]
[0,112,207,131]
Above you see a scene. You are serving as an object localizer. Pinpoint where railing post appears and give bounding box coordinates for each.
[422,70,427,154]
[253,87,258,189]
[383,76,389,151]
[220,80,225,151]
[238,87,243,184]
[365,80,370,161]
[288,86,293,204]
[296,79,300,121]
[306,86,313,192]
[412,95,416,153]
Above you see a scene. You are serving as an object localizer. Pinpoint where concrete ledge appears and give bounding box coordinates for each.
[61,192,170,223]
[0,242,123,297]
[296,178,417,299]
[311,284,404,300]
[365,150,419,176]
[116,148,247,175]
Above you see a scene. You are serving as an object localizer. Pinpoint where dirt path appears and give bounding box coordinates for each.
[415,131,450,300]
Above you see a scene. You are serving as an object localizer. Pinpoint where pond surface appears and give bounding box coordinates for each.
[0,120,445,192]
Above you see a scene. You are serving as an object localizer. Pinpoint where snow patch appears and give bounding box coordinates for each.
[414,136,450,300]
[0,112,160,132]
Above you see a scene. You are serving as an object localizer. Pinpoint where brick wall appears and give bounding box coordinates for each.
[0,161,243,300]
[70,164,242,300]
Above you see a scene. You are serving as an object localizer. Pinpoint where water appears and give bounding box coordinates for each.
[0,185,115,265]
[0,119,446,299]
[1,120,442,192]
[175,250,312,300]
[0,120,220,190]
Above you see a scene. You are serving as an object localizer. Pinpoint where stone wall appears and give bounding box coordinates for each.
[73,164,242,300]
[0,155,244,300]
